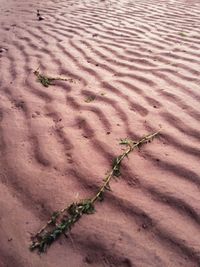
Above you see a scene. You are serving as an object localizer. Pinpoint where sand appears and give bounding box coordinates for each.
[0,0,200,266]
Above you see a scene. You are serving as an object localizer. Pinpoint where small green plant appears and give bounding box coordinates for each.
[34,68,70,87]
[30,130,160,253]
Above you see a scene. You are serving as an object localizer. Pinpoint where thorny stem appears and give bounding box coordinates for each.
[30,130,160,252]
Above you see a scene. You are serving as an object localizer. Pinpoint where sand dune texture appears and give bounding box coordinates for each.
[0,0,200,266]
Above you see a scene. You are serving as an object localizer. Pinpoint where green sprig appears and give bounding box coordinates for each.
[30,130,160,253]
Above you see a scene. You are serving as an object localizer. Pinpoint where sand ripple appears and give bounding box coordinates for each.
[0,0,200,266]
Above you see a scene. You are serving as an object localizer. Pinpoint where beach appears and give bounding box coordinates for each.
[0,0,200,266]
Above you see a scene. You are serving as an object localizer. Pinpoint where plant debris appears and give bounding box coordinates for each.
[84,95,96,103]
[37,10,45,21]
[34,68,70,87]
[30,130,160,253]
[179,32,186,37]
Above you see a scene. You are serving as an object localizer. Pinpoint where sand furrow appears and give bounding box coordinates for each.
[0,0,200,266]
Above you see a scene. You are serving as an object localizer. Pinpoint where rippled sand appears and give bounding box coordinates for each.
[0,0,200,266]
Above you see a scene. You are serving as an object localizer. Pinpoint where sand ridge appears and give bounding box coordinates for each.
[0,0,200,266]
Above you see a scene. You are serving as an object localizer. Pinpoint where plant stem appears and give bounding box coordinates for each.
[30,130,160,252]
[91,130,160,203]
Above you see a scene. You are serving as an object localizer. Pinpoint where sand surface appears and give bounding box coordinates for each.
[0,0,200,266]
